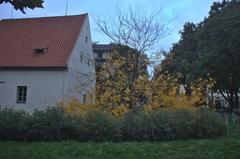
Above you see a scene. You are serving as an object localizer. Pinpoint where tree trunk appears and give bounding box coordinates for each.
[234,91,239,109]
[184,83,192,96]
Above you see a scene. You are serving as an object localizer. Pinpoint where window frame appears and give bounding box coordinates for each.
[83,94,87,104]
[34,48,48,54]
[16,86,27,104]
[87,59,90,66]
[90,94,93,104]
[80,54,83,63]
[98,52,103,58]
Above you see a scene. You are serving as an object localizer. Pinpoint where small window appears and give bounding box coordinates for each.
[83,94,87,104]
[85,36,88,43]
[80,54,83,63]
[17,86,27,103]
[35,48,47,54]
[87,59,90,66]
[98,52,103,58]
[90,95,93,104]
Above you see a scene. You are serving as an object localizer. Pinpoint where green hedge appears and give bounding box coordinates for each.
[121,110,226,141]
[0,107,226,142]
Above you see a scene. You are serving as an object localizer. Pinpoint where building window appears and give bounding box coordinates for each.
[88,59,90,66]
[83,94,87,104]
[90,95,93,104]
[98,52,103,58]
[17,86,27,103]
[85,36,88,43]
[35,48,47,54]
[80,54,83,63]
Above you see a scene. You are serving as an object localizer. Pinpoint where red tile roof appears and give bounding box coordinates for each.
[0,14,87,69]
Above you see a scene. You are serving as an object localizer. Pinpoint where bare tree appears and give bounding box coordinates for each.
[96,6,171,77]
[95,6,171,109]
[96,6,169,53]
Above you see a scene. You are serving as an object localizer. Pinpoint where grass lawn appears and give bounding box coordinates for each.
[0,136,239,159]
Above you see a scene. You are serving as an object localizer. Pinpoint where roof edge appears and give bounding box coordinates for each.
[1,13,88,21]
[0,66,68,71]
[65,14,88,66]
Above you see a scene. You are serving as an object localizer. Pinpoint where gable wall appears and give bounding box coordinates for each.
[65,15,95,103]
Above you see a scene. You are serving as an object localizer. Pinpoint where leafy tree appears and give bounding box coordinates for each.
[96,45,149,115]
[196,0,240,111]
[96,6,169,111]
[161,23,199,96]
[147,71,207,110]
[160,0,240,111]
[0,0,44,13]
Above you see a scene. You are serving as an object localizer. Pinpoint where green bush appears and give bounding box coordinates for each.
[79,110,121,142]
[191,110,227,138]
[0,107,29,141]
[0,107,227,142]
[216,113,240,138]
[121,110,226,141]
[24,107,77,141]
[23,108,120,142]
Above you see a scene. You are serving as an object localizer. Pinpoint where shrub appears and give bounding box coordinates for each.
[0,107,227,142]
[215,113,240,139]
[0,107,29,141]
[121,109,226,141]
[24,107,76,141]
[190,110,227,138]
[78,110,121,142]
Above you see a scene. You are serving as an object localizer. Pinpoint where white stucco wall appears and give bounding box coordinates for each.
[0,15,95,111]
[0,70,67,111]
[66,15,95,103]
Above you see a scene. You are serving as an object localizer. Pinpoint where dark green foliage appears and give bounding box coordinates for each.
[80,111,121,142]
[223,114,240,138]
[161,23,198,91]
[0,107,29,140]
[191,110,227,138]
[0,0,44,13]
[121,110,226,141]
[0,107,226,142]
[24,107,77,141]
[160,0,240,110]
[197,1,240,110]
[24,108,120,142]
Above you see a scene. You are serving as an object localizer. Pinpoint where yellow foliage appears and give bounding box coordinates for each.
[109,104,129,117]
[95,50,133,116]
[95,46,212,115]
[145,75,206,111]
[63,98,97,116]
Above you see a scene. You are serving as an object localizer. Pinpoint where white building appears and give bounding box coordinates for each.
[0,14,95,111]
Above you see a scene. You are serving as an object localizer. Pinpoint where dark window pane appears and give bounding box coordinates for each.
[19,92,22,97]
[83,95,86,104]
[17,86,27,103]
[98,53,103,58]
[80,55,83,63]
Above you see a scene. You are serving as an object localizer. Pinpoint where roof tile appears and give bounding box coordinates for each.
[0,14,86,68]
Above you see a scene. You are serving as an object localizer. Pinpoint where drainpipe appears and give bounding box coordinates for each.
[62,71,66,104]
